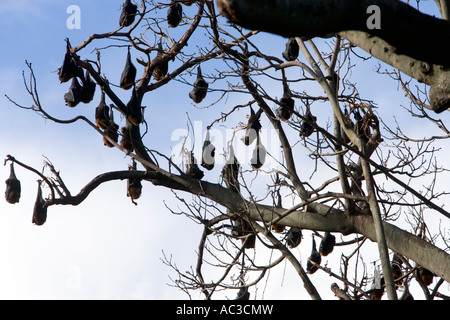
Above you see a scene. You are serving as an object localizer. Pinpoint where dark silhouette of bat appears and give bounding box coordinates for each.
[58,39,80,83]
[276,84,295,121]
[189,66,208,103]
[419,267,434,286]
[244,107,262,145]
[391,253,403,287]
[80,70,96,103]
[272,224,285,233]
[64,76,83,107]
[120,47,137,90]
[119,0,138,27]
[319,232,336,256]
[126,86,143,125]
[391,263,403,287]
[120,124,134,152]
[222,145,240,193]
[103,121,119,148]
[185,151,204,180]
[306,235,321,274]
[102,106,119,148]
[95,91,111,130]
[235,285,250,300]
[32,180,47,226]
[286,227,302,248]
[250,135,266,169]
[5,163,21,204]
[300,106,317,138]
[231,217,255,249]
[127,162,142,201]
[201,128,215,170]
[152,43,168,81]
[127,177,142,200]
[167,2,183,28]
[282,38,299,61]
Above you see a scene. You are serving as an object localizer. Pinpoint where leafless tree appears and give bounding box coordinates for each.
[4,0,450,300]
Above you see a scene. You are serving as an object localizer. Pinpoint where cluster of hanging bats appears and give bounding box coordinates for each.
[369,253,434,300]
[3,1,200,225]
[4,1,356,252]
[64,1,209,199]
[5,163,46,226]
[61,2,319,199]
[4,1,435,299]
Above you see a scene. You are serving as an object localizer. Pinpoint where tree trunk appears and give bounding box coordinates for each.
[216,0,450,112]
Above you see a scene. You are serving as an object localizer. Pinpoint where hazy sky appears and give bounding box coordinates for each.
[0,0,208,300]
[0,1,448,300]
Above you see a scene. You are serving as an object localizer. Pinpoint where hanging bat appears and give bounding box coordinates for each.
[95,91,111,130]
[222,145,240,193]
[58,39,79,83]
[126,87,143,125]
[272,224,285,233]
[282,38,299,61]
[201,128,215,170]
[286,227,302,248]
[127,177,142,201]
[319,232,336,256]
[5,163,21,204]
[189,66,208,103]
[32,180,47,226]
[185,151,204,180]
[419,267,434,286]
[64,76,83,107]
[120,47,137,90]
[306,235,321,274]
[102,106,119,148]
[119,0,138,27]
[103,121,119,148]
[167,2,183,28]
[276,85,295,121]
[391,263,403,288]
[127,163,142,201]
[300,106,317,138]
[152,43,168,81]
[244,107,262,145]
[391,254,403,287]
[250,135,266,169]
[235,285,250,300]
[231,217,255,249]
[80,70,96,103]
[120,124,134,152]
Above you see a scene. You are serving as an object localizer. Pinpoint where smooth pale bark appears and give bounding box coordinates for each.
[360,155,397,300]
[150,172,450,285]
[216,0,450,66]
[42,165,450,285]
[244,200,450,284]
[216,0,450,112]
[339,30,450,113]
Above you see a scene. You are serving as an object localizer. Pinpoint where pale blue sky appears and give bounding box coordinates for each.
[0,1,448,300]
